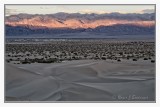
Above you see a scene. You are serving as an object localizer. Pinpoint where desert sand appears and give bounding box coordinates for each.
[5,59,155,101]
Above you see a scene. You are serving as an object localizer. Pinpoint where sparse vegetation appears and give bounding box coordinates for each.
[101,57,106,60]
[133,59,137,61]
[151,60,155,63]
[144,58,148,60]
[6,39,155,64]
[117,59,121,62]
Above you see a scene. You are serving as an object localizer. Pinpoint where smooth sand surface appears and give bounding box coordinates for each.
[5,60,155,101]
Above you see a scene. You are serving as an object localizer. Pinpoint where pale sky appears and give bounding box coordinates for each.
[5,5,155,16]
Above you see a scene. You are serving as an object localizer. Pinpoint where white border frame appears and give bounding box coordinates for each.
[0,0,160,106]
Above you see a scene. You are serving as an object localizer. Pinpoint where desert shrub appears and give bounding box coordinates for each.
[101,57,106,60]
[37,59,50,63]
[17,58,20,60]
[117,59,121,62]
[44,60,52,63]
[94,57,100,60]
[26,54,30,56]
[84,55,87,58]
[103,54,106,56]
[73,52,78,55]
[151,60,155,63]
[133,59,137,61]
[37,58,59,63]
[21,61,30,64]
[6,60,10,63]
[51,58,58,62]
[144,58,148,60]
[75,57,80,60]
[59,59,64,62]
[72,56,76,59]
[119,52,123,55]
[114,57,117,60]
[107,56,112,59]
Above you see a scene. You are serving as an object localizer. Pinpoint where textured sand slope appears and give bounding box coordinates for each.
[5,60,155,101]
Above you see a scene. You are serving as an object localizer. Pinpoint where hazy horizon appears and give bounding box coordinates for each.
[5,5,155,16]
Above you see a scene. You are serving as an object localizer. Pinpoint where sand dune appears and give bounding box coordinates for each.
[5,60,155,101]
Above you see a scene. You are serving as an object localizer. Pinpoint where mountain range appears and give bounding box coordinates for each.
[5,12,155,37]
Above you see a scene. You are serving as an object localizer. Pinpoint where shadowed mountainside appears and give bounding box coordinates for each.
[6,24,155,37]
[5,12,155,37]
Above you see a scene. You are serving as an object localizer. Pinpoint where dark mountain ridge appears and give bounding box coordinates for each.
[6,24,155,37]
